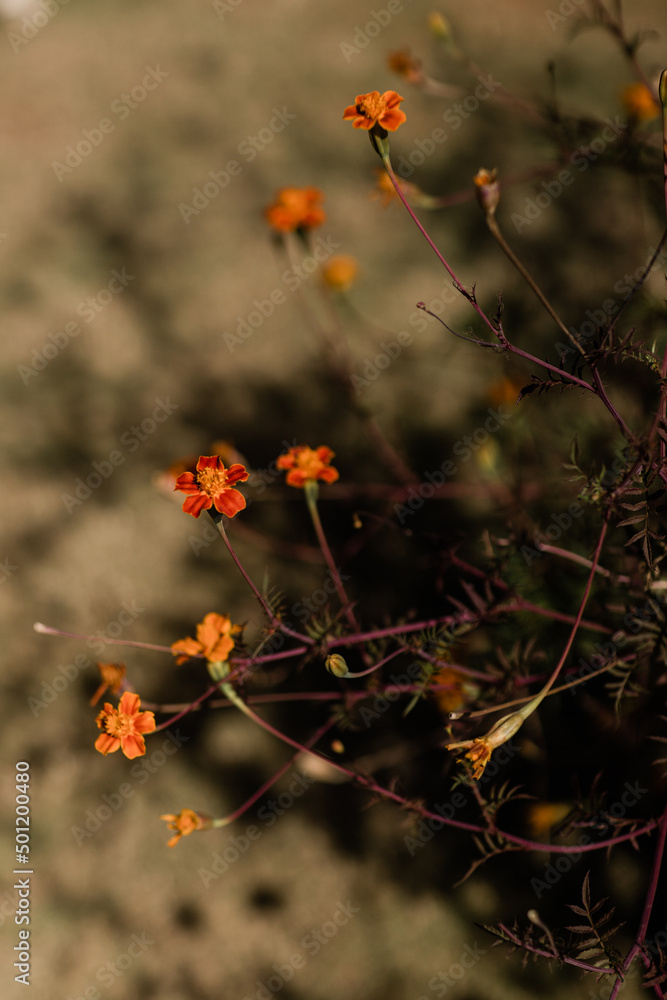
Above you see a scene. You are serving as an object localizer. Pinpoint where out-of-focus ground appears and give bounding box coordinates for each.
[1,1,667,998]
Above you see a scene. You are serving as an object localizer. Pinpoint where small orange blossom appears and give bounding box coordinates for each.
[447,710,526,780]
[430,667,469,714]
[276,445,339,488]
[95,692,156,760]
[265,187,326,232]
[321,255,359,292]
[161,808,211,848]
[171,612,241,666]
[343,90,406,132]
[89,661,126,707]
[621,82,659,122]
[387,50,423,85]
[174,455,248,519]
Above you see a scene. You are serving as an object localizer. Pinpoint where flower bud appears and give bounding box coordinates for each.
[322,255,359,292]
[427,12,451,40]
[473,168,500,217]
[325,654,349,678]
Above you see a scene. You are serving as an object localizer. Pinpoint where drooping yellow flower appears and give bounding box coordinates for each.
[447,710,525,780]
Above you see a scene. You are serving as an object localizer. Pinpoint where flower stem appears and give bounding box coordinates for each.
[484,214,585,357]
[380,153,499,337]
[303,481,358,631]
[216,519,313,644]
[516,517,610,715]
[211,718,337,828]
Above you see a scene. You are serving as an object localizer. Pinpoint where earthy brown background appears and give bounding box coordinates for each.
[1,1,666,998]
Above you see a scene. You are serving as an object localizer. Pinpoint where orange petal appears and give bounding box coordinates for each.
[95,733,120,756]
[120,734,147,759]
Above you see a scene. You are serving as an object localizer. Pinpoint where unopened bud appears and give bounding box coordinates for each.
[325,654,349,678]
[473,167,500,217]
[660,69,667,107]
[427,12,451,40]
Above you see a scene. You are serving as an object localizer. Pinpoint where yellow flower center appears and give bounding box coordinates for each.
[296,448,324,478]
[196,466,229,497]
[103,710,135,738]
[358,93,386,122]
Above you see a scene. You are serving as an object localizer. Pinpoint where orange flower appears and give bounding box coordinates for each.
[160,808,211,848]
[430,667,470,714]
[448,738,492,781]
[95,692,156,760]
[447,710,525,780]
[265,187,326,233]
[155,442,247,496]
[276,445,339,488]
[486,376,524,409]
[387,50,423,85]
[174,455,248,519]
[171,612,241,666]
[621,82,659,122]
[321,255,359,292]
[526,802,571,841]
[343,90,406,132]
[89,661,126,707]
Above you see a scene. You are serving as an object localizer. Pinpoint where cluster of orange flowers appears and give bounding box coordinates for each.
[172,445,339,518]
[93,445,339,755]
[94,81,623,846]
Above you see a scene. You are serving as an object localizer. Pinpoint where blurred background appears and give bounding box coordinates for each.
[1,1,667,997]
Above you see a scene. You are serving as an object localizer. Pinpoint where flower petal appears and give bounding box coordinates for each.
[119,733,147,759]
[118,691,141,715]
[182,493,213,518]
[213,488,246,517]
[95,733,120,755]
